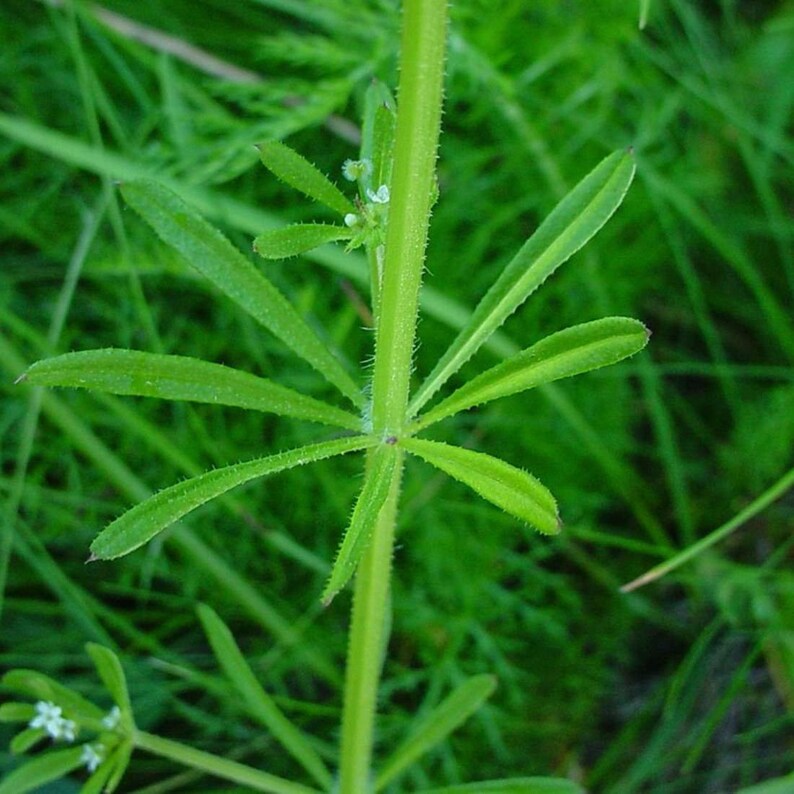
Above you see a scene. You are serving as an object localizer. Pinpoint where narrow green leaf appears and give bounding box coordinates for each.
[90,436,372,560]
[0,702,34,722]
[196,604,332,789]
[401,439,560,535]
[361,81,397,191]
[321,444,400,605]
[10,728,46,755]
[103,740,133,793]
[120,179,364,408]
[24,349,361,431]
[375,675,497,791]
[253,224,351,260]
[0,746,84,794]
[639,0,651,28]
[414,318,650,431]
[85,644,132,724]
[80,758,118,794]
[417,778,585,794]
[258,140,354,216]
[410,149,636,417]
[2,670,105,723]
[735,773,794,794]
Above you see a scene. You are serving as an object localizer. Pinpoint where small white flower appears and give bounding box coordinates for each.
[60,718,77,742]
[29,701,77,741]
[81,743,105,773]
[342,158,372,182]
[366,184,390,204]
[344,213,359,228]
[29,701,62,735]
[102,705,121,730]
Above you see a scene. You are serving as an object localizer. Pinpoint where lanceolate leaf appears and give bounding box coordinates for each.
[401,438,560,535]
[2,670,105,723]
[257,140,354,216]
[103,740,134,793]
[361,80,397,192]
[417,778,585,793]
[23,349,361,431]
[253,224,351,260]
[10,728,46,755]
[322,444,400,605]
[414,317,650,431]
[0,746,84,794]
[120,180,364,408]
[375,675,497,791]
[85,644,133,723]
[196,604,332,789]
[409,149,636,417]
[90,436,373,560]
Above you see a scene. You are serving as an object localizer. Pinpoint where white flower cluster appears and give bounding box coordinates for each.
[29,701,76,742]
[81,742,105,772]
[28,701,118,771]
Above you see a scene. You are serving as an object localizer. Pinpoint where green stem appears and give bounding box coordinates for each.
[370,0,448,436]
[133,730,321,794]
[338,1,448,790]
[338,454,403,792]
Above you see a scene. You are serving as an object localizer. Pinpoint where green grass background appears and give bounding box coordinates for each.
[1,0,793,791]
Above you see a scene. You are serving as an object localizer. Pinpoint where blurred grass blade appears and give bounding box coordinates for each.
[254,224,352,260]
[85,643,132,723]
[416,778,586,793]
[91,436,372,560]
[401,438,560,535]
[321,444,400,606]
[375,674,496,791]
[2,670,105,724]
[120,179,364,408]
[415,318,650,430]
[196,604,332,789]
[639,0,650,28]
[409,149,636,417]
[621,464,794,592]
[258,140,354,216]
[0,746,84,794]
[735,773,794,794]
[23,349,361,431]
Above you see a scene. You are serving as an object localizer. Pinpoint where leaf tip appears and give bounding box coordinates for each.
[320,590,336,608]
[86,552,100,564]
[13,371,28,385]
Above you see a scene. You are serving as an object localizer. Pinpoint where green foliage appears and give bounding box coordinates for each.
[91,436,372,559]
[23,348,362,429]
[401,438,560,536]
[414,317,650,430]
[409,148,637,416]
[1,0,792,791]
[120,178,364,407]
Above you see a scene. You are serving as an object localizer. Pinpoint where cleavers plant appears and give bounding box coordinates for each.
[1,1,648,792]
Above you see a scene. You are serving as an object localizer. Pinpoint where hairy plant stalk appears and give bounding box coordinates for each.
[370,0,448,437]
[338,1,448,790]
